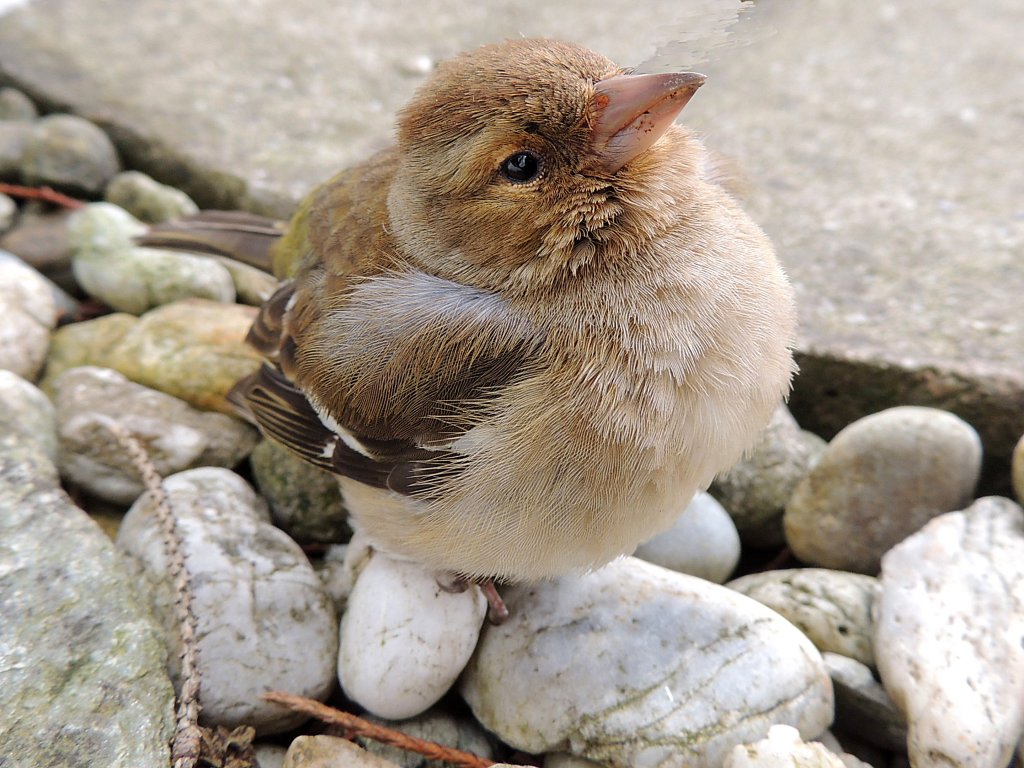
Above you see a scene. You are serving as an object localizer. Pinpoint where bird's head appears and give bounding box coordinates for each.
[387,38,706,292]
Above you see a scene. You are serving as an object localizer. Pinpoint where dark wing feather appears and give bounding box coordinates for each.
[137,211,286,273]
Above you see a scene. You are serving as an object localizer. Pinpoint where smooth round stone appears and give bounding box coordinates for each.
[69,203,235,313]
[461,557,834,768]
[724,726,851,768]
[874,497,1024,767]
[0,252,57,380]
[711,405,827,548]
[1012,432,1023,503]
[103,170,199,223]
[822,653,906,752]
[784,406,982,573]
[21,114,121,195]
[0,87,38,120]
[254,743,288,768]
[54,366,258,503]
[103,298,263,414]
[727,569,879,666]
[633,491,740,583]
[250,437,350,543]
[0,369,57,462]
[339,551,487,720]
[118,467,337,735]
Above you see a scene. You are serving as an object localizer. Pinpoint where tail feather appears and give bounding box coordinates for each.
[137,210,286,273]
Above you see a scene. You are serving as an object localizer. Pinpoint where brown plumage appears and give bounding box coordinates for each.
[175,39,798,581]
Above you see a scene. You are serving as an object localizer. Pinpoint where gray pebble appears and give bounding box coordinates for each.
[54,365,258,504]
[21,113,121,195]
[104,170,199,223]
[357,709,494,767]
[823,653,906,752]
[118,467,338,735]
[0,369,57,462]
[0,210,76,292]
[712,405,827,548]
[0,87,38,120]
[633,491,740,583]
[784,406,982,573]
[0,120,32,180]
[0,251,58,380]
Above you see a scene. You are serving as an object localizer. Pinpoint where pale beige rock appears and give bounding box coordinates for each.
[784,407,982,573]
[724,726,854,768]
[283,736,401,768]
[0,369,57,462]
[728,569,879,666]
[1012,432,1023,503]
[874,497,1024,767]
[104,170,199,223]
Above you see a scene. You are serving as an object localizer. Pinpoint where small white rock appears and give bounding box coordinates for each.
[874,496,1024,767]
[724,725,849,768]
[339,551,487,720]
[0,369,57,462]
[461,557,834,768]
[0,252,58,379]
[633,491,740,583]
[118,467,337,735]
[728,569,879,666]
[283,736,401,768]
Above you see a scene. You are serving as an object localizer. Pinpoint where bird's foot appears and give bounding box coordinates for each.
[436,574,509,624]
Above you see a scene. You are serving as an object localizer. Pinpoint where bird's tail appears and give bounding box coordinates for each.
[136,210,286,274]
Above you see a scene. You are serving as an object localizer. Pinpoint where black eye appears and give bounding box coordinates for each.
[500,151,542,183]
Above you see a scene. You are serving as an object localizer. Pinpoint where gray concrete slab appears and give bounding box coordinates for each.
[0,0,1021,487]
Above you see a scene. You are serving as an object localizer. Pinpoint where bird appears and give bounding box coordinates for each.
[147,38,797,599]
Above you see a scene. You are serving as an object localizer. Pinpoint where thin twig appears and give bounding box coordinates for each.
[104,421,203,768]
[262,691,497,768]
[0,182,86,209]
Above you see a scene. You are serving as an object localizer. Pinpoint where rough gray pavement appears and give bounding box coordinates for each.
[0,0,1021,489]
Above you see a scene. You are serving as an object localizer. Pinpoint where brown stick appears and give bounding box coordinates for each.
[262,691,497,768]
[0,182,86,209]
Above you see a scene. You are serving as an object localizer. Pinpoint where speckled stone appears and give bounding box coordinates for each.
[874,497,1024,767]
[41,312,138,394]
[68,203,236,313]
[0,432,175,767]
[784,407,982,573]
[728,569,879,667]
[118,467,337,735]
[724,726,853,768]
[462,557,834,768]
[249,437,350,543]
[0,369,57,462]
[0,120,32,180]
[711,405,827,548]
[283,736,402,768]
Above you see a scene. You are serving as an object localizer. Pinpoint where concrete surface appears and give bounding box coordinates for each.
[0,0,1020,488]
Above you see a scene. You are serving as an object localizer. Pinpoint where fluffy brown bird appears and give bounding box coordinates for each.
[159,38,797,585]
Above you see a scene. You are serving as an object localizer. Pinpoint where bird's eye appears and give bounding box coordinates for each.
[500,151,543,183]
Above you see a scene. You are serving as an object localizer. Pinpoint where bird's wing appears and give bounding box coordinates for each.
[232,269,545,495]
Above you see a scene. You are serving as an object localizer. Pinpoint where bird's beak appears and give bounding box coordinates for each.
[590,71,706,174]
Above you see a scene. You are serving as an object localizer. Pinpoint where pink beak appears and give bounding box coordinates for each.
[590,71,706,174]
